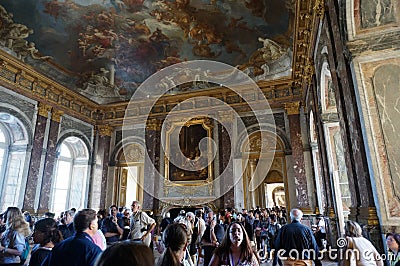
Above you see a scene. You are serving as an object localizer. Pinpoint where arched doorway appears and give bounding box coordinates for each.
[115,143,145,208]
[241,131,288,210]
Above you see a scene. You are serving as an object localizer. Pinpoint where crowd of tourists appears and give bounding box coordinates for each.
[0,204,397,266]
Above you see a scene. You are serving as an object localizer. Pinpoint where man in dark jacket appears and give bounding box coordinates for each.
[42,209,102,266]
[274,208,320,266]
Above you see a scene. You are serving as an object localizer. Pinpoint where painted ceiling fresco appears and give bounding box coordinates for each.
[0,0,294,104]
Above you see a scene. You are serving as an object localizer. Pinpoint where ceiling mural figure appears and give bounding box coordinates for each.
[0,0,294,104]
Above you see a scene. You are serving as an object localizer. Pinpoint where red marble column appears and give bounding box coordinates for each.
[23,103,52,213]
[284,102,311,212]
[38,109,63,214]
[88,125,112,209]
[143,119,162,211]
[218,113,234,209]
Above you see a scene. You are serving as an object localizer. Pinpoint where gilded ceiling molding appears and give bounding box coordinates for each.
[146,119,162,131]
[97,125,113,137]
[0,50,99,124]
[51,109,64,123]
[38,102,52,118]
[284,101,301,115]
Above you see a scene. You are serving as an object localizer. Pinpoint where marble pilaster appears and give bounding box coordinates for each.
[284,102,310,212]
[37,109,63,213]
[89,125,112,209]
[143,119,162,211]
[23,103,51,213]
[218,112,234,209]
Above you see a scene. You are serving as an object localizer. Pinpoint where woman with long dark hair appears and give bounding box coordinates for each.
[0,207,30,265]
[156,223,193,266]
[209,221,259,266]
[29,218,63,266]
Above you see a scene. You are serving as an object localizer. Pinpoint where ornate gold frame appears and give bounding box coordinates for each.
[164,117,214,186]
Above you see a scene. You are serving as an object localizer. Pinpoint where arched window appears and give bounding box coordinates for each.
[51,136,89,214]
[0,113,29,210]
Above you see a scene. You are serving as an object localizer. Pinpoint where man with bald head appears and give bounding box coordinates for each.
[274,208,320,266]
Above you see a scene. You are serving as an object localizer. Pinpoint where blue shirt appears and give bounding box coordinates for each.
[41,232,102,266]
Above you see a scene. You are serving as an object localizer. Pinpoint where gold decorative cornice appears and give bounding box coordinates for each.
[146,119,162,131]
[0,50,98,124]
[314,0,325,18]
[97,125,113,137]
[284,101,301,115]
[51,109,64,122]
[38,103,52,118]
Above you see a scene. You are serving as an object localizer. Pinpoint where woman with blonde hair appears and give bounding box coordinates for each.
[0,207,31,265]
[343,220,383,266]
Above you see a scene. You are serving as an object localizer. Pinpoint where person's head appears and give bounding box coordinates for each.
[109,205,118,217]
[97,209,107,220]
[43,212,55,219]
[344,220,362,237]
[164,212,170,219]
[131,201,141,213]
[290,208,303,222]
[33,218,63,247]
[195,209,202,218]
[4,206,30,236]
[215,222,255,262]
[205,211,214,225]
[158,223,188,266]
[64,209,75,224]
[186,212,195,222]
[74,209,98,236]
[123,209,130,218]
[95,242,154,266]
[386,233,400,252]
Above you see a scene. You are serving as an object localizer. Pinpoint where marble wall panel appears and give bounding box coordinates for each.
[353,53,400,227]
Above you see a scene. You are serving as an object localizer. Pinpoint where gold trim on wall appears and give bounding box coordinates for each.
[97,125,113,137]
[284,101,301,115]
[51,109,64,122]
[38,102,52,118]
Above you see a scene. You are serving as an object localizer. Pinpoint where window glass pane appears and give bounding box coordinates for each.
[59,143,71,158]
[2,152,26,208]
[52,137,89,213]
[0,127,5,143]
[0,149,4,171]
[55,161,71,189]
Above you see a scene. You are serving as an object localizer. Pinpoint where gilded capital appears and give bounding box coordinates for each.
[38,103,52,118]
[98,125,113,137]
[51,109,64,122]
[284,101,301,115]
[314,0,325,18]
[146,119,162,131]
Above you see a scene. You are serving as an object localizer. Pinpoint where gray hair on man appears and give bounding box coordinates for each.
[290,208,303,221]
